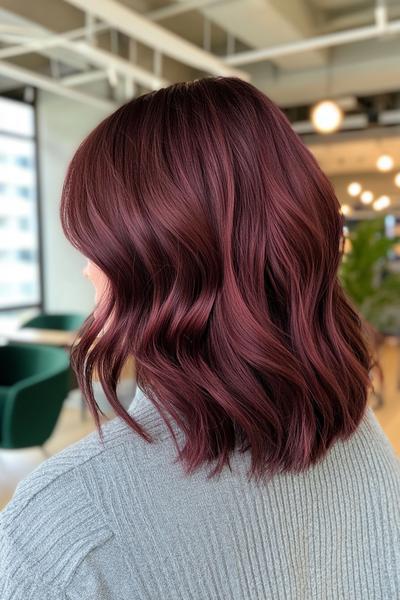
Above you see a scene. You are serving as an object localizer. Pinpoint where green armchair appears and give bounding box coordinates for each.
[19,312,87,416]
[20,312,87,331]
[0,343,71,450]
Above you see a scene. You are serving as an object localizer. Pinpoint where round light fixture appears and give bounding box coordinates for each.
[376,155,394,172]
[310,100,344,134]
[360,190,374,204]
[347,182,362,197]
[340,204,352,216]
[373,195,391,211]
[394,172,400,188]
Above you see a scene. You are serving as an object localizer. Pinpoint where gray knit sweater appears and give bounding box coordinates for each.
[1,389,400,599]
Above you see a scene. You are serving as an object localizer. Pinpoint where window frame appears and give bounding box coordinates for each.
[0,87,45,314]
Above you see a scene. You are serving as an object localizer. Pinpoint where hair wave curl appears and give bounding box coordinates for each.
[60,76,373,482]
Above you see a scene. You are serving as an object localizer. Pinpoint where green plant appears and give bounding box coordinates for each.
[339,216,400,334]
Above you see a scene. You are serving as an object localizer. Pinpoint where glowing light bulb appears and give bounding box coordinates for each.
[376,155,394,172]
[347,182,362,197]
[373,195,391,210]
[340,204,352,216]
[310,100,343,134]
[394,172,400,188]
[360,190,374,204]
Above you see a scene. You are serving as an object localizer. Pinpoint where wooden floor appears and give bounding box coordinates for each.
[1,341,399,510]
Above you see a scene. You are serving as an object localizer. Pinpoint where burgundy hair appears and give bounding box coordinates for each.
[60,76,373,482]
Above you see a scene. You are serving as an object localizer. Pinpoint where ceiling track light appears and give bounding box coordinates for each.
[376,154,394,172]
[360,190,374,204]
[340,204,352,216]
[347,182,362,197]
[373,195,391,211]
[310,99,344,134]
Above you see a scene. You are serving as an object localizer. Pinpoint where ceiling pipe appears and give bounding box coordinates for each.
[0,24,110,59]
[0,8,98,71]
[0,27,170,91]
[0,7,170,91]
[146,0,226,21]
[225,15,400,67]
[0,59,117,111]
[61,69,108,87]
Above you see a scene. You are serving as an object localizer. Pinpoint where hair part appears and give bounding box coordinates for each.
[60,76,373,483]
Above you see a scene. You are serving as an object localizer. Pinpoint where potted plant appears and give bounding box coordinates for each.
[339,216,400,407]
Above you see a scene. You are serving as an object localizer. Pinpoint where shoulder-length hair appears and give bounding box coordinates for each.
[60,76,372,482]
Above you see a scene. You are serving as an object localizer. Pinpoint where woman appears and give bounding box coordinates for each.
[1,76,399,599]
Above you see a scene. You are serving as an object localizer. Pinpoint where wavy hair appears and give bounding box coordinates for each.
[60,76,373,482]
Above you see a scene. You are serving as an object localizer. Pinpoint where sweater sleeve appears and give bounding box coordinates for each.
[0,516,66,600]
[0,450,115,600]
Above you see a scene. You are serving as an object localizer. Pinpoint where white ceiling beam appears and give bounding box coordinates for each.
[70,40,170,90]
[60,69,108,87]
[64,0,249,80]
[146,0,225,21]
[0,8,170,91]
[317,7,388,33]
[0,28,103,60]
[189,0,326,70]
[0,8,90,71]
[248,35,400,107]
[225,16,400,66]
[0,59,117,111]
[0,32,170,91]
[0,22,111,59]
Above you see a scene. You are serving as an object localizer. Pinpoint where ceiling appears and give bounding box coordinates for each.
[310,134,400,175]
[0,0,399,104]
[0,0,400,216]
[313,137,400,219]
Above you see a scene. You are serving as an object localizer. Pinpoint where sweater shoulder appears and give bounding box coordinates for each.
[0,429,115,593]
[1,400,398,597]
[314,405,400,497]
[343,405,400,479]
[2,391,170,520]
[0,393,165,593]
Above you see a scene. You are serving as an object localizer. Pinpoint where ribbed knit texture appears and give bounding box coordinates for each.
[1,390,400,599]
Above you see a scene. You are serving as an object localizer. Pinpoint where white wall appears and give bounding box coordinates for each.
[36,87,110,314]
[36,87,138,413]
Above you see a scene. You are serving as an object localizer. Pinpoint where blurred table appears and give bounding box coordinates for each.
[0,327,79,348]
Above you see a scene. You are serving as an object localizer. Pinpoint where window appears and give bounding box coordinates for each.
[15,155,33,169]
[0,93,42,311]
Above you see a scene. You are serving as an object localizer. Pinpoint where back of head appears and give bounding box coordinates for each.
[60,76,372,482]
